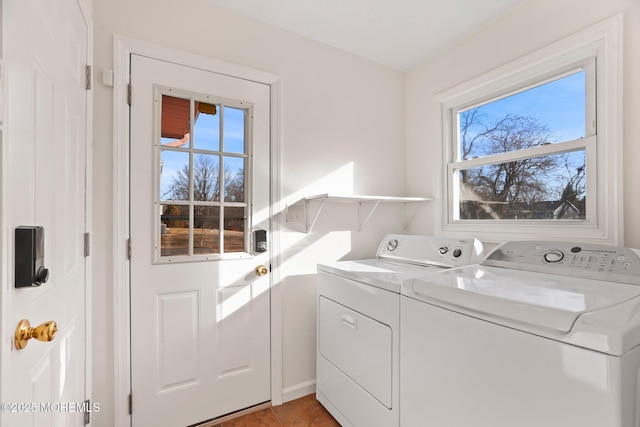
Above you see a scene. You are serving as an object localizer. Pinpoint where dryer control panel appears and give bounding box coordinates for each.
[484,241,640,285]
[376,234,484,268]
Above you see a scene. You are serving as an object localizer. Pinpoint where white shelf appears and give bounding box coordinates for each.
[285,194,433,233]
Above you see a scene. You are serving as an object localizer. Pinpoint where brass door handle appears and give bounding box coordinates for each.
[15,319,58,350]
[255,265,268,276]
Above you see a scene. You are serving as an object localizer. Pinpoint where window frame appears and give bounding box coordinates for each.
[153,85,254,263]
[436,16,623,245]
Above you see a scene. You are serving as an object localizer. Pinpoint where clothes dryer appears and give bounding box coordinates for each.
[317,234,483,427]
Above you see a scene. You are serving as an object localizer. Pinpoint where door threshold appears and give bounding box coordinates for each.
[187,401,272,427]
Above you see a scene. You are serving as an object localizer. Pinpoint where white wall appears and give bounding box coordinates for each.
[92,1,406,425]
[405,0,640,249]
[93,0,640,424]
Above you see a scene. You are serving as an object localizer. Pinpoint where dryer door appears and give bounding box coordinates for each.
[318,296,392,407]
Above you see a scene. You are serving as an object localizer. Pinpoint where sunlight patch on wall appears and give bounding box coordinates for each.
[279,162,356,276]
[284,162,355,206]
[282,231,352,277]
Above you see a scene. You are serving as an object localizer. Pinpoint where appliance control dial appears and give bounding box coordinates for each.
[544,250,564,263]
[453,249,462,258]
[387,239,399,251]
[439,246,449,255]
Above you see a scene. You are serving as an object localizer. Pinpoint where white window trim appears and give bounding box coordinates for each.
[435,14,623,245]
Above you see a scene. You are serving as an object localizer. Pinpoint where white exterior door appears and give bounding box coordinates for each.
[1,0,90,426]
[129,54,271,427]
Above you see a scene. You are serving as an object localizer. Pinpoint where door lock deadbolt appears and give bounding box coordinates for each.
[15,226,49,288]
[254,229,267,254]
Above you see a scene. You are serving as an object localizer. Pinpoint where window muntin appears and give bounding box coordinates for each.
[447,60,595,224]
[155,88,251,261]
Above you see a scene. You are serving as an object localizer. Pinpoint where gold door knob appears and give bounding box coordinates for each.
[255,265,268,276]
[14,319,58,350]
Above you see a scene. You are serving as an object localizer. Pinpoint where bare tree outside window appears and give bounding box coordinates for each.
[458,108,586,220]
[162,153,245,253]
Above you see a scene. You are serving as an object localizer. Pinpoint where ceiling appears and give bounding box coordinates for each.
[207,0,528,71]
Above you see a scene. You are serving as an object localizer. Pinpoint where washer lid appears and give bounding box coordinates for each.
[409,265,640,334]
[318,259,446,293]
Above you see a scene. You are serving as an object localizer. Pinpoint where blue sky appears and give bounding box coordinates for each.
[468,70,586,144]
[160,105,246,200]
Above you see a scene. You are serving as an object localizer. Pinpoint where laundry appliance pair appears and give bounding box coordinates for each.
[317,234,640,427]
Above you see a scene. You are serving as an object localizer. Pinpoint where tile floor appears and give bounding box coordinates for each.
[210,394,340,427]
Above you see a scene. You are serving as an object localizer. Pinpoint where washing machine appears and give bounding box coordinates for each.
[316,234,483,427]
[401,240,640,427]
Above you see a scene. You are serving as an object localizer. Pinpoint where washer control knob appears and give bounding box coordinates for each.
[387,239,399,251]
[453,249,462,258]
[439,246,449,255]
[544,250,564,263]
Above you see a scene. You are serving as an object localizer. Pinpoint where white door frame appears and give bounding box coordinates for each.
[112,35,282,427]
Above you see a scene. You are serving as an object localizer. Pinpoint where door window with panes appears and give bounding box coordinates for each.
[155,87,252,261]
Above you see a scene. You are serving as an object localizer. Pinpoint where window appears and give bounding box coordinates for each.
[437,17,622,244]
[155,87,252,261]
[453,68,592,221]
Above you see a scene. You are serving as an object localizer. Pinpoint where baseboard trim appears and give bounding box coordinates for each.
[282,379,316,403]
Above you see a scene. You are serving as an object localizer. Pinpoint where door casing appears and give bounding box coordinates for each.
[112,35,282,427]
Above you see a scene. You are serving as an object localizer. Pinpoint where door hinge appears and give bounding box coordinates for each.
[128,393,133,415]
[127,238,131,260]
[84,233,90,257]
[83,399,91,425]
[127,83,132,106]
[85,65,92,90]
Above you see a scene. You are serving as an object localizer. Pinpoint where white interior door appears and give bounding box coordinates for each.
[1,0,90,426]
[129,54,271,427]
